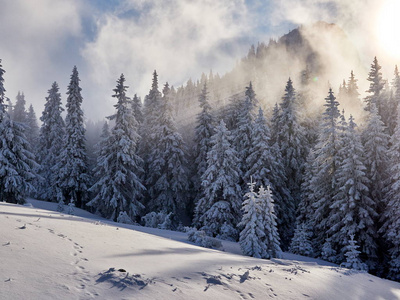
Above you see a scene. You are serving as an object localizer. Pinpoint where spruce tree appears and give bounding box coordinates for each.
[276,78,307,207]
[193,83,214,224]
[13,91,27,123]
[347,71,360,102]
[362,103,389,216]
[365,57,385,114]
[245,107,293,249]
[88,74,145,221]
[56,66,90,208]
[388,65,400,135]
[196,120,242,240]
[311,89,342,252]
[342,235,368,271]
[0,60,37,204]
[258,185,282,258]
[132,93,143,125]
[328,116,377,266]
[146,83,188,216]
[239,180,267,258]
[380,106,400,280]
[233,82,258,182]
[37,82,65,201]
[26,104,39,150]
[290,223,314,257]
[140,70,162,161]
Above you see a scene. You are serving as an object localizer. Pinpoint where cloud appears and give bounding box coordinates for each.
[0,0,83,115]
[81,0,254,120]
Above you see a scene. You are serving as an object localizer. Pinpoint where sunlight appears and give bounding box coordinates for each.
[377,0,400,60]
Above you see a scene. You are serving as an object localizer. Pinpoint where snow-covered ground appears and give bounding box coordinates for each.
[1,200,400,300]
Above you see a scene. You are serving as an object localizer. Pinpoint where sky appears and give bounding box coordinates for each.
[0,0,399,121]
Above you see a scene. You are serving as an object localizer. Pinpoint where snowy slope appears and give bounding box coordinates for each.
[1,200,400,300]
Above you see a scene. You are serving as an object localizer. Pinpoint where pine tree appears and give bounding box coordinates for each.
[388,65,400,135]
[328,116,377,266]
[270,103,280,144]
[380,105,400,280]
[362,103,389,216]
[146,83,188,216]
[245,107,293,249]
[311,89,342,252]
[88,74,145,221]
[276,78,307,207]
[239,180,267,258]
[258,185,282,258]
[56,66,90,208]
[140,70,162,160]
[0,59,37,204]
[233,82,258,181]
[12,91,27,123]
[342,235,368,271]
[193,83,214,224]
[132,93,143,125]
[321,238,337,263]
[297,150,317,227]
[290,223,314,257]
[347,70,360,102]
[365,57,385,114]
[196,120,242,240]
[26,104,39,151]
[37,82,65,201]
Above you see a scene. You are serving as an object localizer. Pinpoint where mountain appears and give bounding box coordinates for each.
[172,21,365,142]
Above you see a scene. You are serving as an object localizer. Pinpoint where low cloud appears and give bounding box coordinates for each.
[0,0,83,115]
[81,0,253,120]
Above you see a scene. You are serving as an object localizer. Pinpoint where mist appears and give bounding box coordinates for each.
[0,0,398,123]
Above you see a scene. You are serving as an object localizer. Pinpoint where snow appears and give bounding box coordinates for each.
[1,199,400,300]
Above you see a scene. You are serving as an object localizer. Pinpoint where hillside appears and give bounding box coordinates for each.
[1,200,399,300]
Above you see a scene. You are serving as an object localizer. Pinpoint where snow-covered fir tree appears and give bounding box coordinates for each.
[245,107,293,249]
[347,71,360,103]
[311,89,342,252]
[26,104,39,151]
[321,238,337,263]
[387,65,400,135]
[289,223,314,257]
[380,104,400,280]
[275,78,306,245]
[270,103,280,144]
[258,185,282,258]
[37,82,65,201]
[56,66,90,208]
[192,83,214,224]
[131,93,143,125]
[140,70,162,162]
[297,150,317,228]
[0,59,37,204]
[362,103,389,216]
[365,57,385,115]
[328,115,377,266]
[196,120,242,241]
[342,235,368,271]
[12,91,27,123]
[88,74,145,221]
[276,78,307,207]
[233,82,258,183]
[146,83,188,217]
[239,179,267,258]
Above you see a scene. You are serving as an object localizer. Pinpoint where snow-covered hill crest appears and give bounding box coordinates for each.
[1,200,399,300]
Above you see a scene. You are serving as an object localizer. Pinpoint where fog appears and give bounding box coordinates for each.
[0,0,398,123]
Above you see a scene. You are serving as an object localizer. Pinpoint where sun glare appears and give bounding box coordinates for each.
[377,0,400,60]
